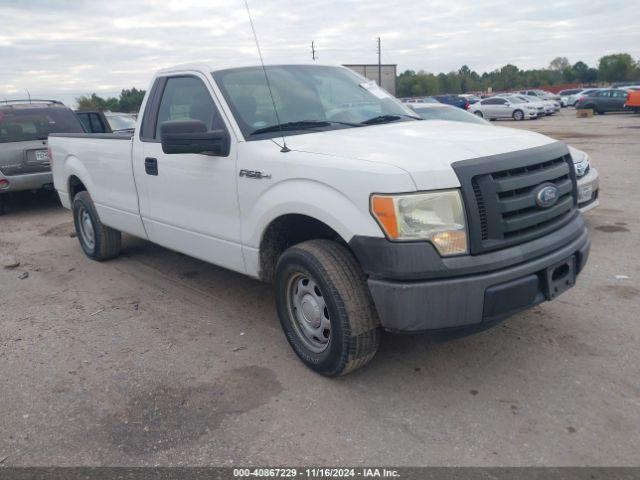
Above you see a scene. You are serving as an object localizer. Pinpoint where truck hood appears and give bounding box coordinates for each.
[284,120,557,190]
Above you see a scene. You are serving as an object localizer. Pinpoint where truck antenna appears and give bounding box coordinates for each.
[243,0,290,153]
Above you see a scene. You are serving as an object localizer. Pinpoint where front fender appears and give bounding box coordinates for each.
[243,178,384,248]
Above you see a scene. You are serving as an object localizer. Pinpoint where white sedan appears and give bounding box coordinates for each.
[470,96,539,120]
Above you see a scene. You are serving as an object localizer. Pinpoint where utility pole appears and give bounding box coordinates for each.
[377,37,382,87]
[311,41,317,61]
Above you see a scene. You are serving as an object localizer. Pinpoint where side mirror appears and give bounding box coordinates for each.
[160,120,230,156]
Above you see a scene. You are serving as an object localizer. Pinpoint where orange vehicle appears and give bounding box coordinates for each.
[626,89,640,112]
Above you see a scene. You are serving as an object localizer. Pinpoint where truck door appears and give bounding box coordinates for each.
[132,73,244,274]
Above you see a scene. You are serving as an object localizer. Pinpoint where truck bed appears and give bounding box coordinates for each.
[49,132,145,238]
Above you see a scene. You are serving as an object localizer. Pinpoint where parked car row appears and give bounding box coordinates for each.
[403,84,640,115]
[558,86,640,113]
[402,93,484,109]
[575,88,635,114]
[404,101,599,214]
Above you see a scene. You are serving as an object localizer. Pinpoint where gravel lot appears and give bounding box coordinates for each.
[1,109,639,467]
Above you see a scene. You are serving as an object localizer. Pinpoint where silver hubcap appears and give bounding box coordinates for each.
[515,111,523,120]
[287,273,331,353]
[78,206,95,250]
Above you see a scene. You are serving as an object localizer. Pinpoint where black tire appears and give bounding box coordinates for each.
[512,109,524,121]
[72,191,121,261]
[474,111,483,118]
[275,239,380,376]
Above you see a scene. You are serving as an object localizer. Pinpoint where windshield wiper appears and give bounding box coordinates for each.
[360,114,421,125]
[250,120,360,135]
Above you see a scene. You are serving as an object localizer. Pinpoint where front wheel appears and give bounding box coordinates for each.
[512,109,524,121]
[275,240,380,376]
[73,191,122,261]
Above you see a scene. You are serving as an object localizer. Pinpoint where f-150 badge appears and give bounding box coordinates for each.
[239,169,271,179]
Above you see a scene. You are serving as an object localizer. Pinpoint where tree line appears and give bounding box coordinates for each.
[76,88,146,112]
[75,53,640,111]
[397,53,640,97]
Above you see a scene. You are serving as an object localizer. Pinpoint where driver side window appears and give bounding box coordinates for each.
[155,76,225,139]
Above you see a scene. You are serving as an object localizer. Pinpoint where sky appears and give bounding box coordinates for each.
[1,0,639,106]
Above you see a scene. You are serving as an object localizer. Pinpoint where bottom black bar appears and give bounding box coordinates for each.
[1,468,640,480]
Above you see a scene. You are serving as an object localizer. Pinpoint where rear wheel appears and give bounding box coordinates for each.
[275,239,380,376]
[72,191,121,261]
[512,109,524,121]
[474,111,483,118]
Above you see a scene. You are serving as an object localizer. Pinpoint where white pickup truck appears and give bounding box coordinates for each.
[50,63,590,376]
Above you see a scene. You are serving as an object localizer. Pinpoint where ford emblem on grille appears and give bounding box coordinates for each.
[535,184,559,208]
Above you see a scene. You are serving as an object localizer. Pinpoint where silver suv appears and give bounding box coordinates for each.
[0,100,84,207]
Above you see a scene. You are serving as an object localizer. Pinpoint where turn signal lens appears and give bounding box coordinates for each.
[371,196,398,239]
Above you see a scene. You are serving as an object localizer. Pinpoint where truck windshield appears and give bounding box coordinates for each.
[0,106,84,143]
[213,65,417,140]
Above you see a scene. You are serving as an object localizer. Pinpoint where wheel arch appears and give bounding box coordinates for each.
[68,175,87,203]
[63,155,94,206]
[257,213,351,282]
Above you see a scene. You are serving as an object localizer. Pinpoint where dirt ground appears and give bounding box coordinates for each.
[1,109,639,466]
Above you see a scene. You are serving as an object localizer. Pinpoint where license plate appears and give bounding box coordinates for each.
[35,150,49,162]
[578,185,593,203]
[543,256,576,300]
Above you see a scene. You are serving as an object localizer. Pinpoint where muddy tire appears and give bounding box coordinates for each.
[275,239,380,376]
[72,191,121,261]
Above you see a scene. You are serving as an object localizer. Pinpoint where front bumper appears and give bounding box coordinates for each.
[350,214,590,333]
[577,167,599,213]
[0,171,53,193]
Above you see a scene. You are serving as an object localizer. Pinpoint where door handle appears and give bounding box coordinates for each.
[144,157,158,176]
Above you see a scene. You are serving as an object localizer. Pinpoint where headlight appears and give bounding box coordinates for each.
[371,190,468,256]
[574,154,590,177]
[569,147,591,178]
